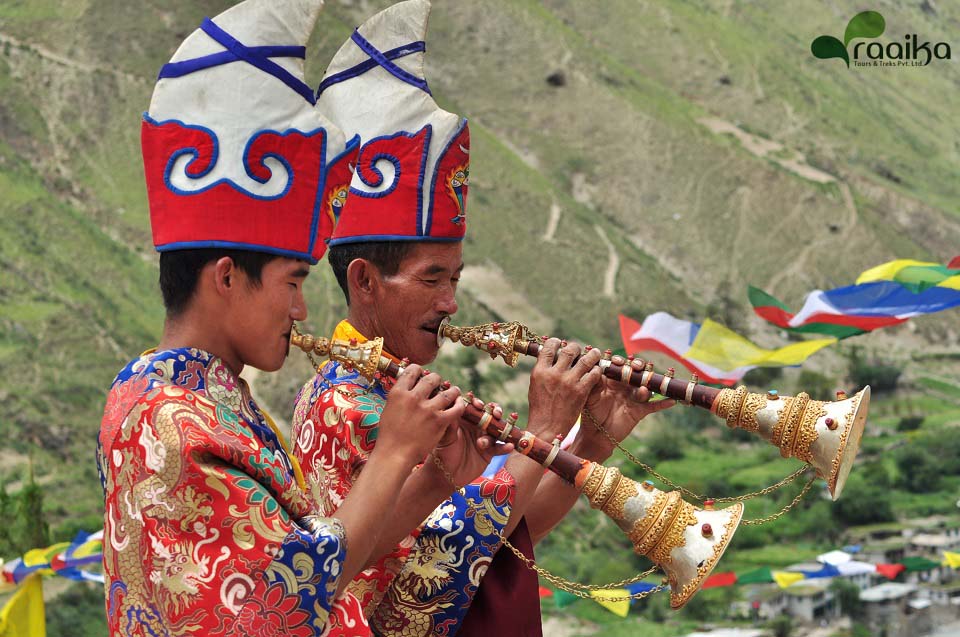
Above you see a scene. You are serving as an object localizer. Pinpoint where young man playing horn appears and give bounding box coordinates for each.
[97,2,465,635]
[291,2,674,635]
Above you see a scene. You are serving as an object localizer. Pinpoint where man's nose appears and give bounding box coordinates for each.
[291,291,308,321]
[436,289,458,316]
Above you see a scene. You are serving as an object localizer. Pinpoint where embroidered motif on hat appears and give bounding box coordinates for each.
[141,0,359,264]
[316,0,470,245]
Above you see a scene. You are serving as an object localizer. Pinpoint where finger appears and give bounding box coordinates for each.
[414,371,444,396]
[394,363,421,390]
[490,441,514,455]
[536,337,562,370]
[490,403,503,419]
[442,396,467,421]
[431,385,462,409]
[555,341,581,368]
[643,398,676,413]
[578,364,603,390]
[633,386,653,403]
[573,347,602,375]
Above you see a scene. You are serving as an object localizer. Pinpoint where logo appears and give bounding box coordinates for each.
[811,10,951,67]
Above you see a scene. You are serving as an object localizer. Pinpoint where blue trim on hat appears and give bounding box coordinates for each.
[145,113,322,202]
[159,45,305,80]
[156,240,318,265]
[425,117,468,236]
[349,29,431,96]
[351,153,401,197]
[316,41,426,96]
[348,126,432,238]
[199,18,316,105]
[327,234,463,247]
[307,134,360,258]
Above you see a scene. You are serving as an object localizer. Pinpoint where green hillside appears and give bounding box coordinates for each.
[1,1,959,634]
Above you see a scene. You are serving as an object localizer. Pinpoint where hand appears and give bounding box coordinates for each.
[526,339,603,439]
[376,364,464,468]
[577,356,675,461]
[431,397,513,488]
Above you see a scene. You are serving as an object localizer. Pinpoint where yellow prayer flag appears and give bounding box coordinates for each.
[772,571,805,589]
[21,544,69,569]
[943,551,960,568]
[686,319,836,372]
[856,259,933,284]
[589,589,631,618]
[0,573,46,637]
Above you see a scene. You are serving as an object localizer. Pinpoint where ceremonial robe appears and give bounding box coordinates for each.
[97,348,346,636]
[292,321,516,636]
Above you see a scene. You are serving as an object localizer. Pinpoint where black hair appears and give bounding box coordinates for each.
[158,249,278,317]
[327,242,414,305]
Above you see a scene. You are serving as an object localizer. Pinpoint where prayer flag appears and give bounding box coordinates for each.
[737,567,774,584]
[701,571,737,589]
[620,313,833,386]
[856,258,960,292]
[589,589,631,617]
[943,551,960,568]
[0,573,45,637]
[686,320,835,371]
[876,563,906,580]
[772,571,805,589]
[554,590,579,608]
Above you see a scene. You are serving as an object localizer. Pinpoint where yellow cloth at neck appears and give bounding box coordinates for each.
[332,319,401,364]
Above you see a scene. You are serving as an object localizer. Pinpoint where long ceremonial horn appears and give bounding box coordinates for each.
[291,330,743,609]
[437,319,869,500]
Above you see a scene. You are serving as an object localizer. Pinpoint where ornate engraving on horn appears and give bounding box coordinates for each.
[577,465,743,609]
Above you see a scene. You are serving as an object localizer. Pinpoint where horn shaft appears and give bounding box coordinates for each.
[437,320,869,499]
[291,329,743,608]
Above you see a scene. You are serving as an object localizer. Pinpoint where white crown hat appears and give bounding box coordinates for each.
[317,0,470,244]
[142,0,358,263]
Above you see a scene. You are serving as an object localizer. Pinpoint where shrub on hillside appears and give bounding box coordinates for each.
[896,415,925,431]
[845,346,902,393]
[894,444,943,493]
[832,475,895,525]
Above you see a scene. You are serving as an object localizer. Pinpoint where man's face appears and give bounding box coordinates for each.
[229,257,310,372]
[370,242,462,365]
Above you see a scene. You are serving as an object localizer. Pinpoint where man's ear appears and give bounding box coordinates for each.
[211,256,237,297]
[346,258,380,303]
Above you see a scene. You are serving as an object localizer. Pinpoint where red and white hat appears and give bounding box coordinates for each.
[141,0,358,264]
[317,0,470,246]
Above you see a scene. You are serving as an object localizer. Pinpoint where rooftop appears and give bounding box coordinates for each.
[861,582,918,602]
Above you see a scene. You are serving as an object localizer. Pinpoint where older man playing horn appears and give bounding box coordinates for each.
[289,2,674,636]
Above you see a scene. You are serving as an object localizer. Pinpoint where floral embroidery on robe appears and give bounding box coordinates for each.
[98,348,347,636]
[292,321,516,637]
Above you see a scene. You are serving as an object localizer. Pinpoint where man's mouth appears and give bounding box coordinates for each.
[420,321,443,337]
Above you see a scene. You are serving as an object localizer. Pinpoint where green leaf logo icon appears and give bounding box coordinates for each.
[844,11,885,46]
[811,35,849,66]
[810,11,885,68]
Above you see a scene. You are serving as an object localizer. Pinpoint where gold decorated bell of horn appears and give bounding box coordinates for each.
[576,464,744,609]
[712,386,870,500]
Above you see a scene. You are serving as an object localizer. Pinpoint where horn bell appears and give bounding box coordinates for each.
[577,464,743,609]
[713,385,871,500]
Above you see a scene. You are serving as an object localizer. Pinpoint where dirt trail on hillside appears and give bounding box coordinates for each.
[460,264,553,335]
[593,225,619,298]
[0,32,146,85]
[543,202,561,242]
[767,181,858,293]
[698,117,835,184]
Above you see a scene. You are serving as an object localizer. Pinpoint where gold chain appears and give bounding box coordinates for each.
[428,454,665,602]
[580,408,814,524]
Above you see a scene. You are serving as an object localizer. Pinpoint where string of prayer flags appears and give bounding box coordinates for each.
[750,257,960,338]
[619,313,834,386]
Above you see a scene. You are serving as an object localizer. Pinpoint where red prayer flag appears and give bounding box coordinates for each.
[876,563,906,580]
[701,571,737,589]
[538,586,553,598]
